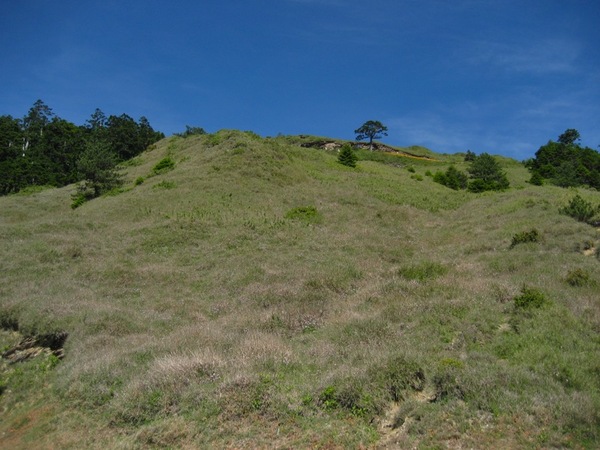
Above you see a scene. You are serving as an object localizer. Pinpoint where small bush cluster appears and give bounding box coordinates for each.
[510,229,540,248]
[513,287,547,310]
[565,269,593,287]
[284,206,321,224]
[314,356,425,419]
[433,166,468,190]
[559,194,598,223]
[152,157,175,175]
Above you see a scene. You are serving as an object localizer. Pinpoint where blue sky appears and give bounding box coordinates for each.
[1,0,598,160]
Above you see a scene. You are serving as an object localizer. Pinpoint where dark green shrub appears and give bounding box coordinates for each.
[177,125,206,137]
[565,269,592,287]
[285,206,321,224]
[337,144,357,168]
[371,356,425,402]
[529,171,544,186]
[559,194,598,223]
[152,157,175,175]
[514,287,547,310]
[510,229,540,248]
[407,166,416,173]
[134,176,144,186]
[432,359,464,401]
[433,166,468,190]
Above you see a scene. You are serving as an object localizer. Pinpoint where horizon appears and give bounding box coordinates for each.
[1,1,599,160]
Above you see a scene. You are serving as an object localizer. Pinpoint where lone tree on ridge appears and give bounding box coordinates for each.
[354,120,388,150]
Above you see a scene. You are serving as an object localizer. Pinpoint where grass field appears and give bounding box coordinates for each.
[1,130,599,448]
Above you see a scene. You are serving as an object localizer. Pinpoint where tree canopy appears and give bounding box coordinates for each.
[0,100,164,195]
[354,120,388,150]
[525,129,600,189]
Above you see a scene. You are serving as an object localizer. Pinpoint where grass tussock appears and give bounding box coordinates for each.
[1,130,600,448]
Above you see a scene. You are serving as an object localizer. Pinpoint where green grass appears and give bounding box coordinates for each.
[1,130,600,448]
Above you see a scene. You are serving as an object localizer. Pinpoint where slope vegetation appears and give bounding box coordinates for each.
[1,130,599,448]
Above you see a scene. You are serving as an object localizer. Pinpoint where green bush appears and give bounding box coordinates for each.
[565,269,592,287]
[337,144,357,168]
[510,229,540,248]
[433,166,468,190]
[134,176,144,186]
[529,171,544,186]
[559,194,598,223]
[371,355,425,402]
[285,206,321,224]
[513,287,547,310]
[152,157,175,175]
[70,192,89,209]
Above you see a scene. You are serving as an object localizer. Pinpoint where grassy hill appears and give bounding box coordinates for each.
[1,130,599,448]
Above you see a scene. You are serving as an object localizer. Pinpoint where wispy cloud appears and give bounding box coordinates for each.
[467,38,581,74]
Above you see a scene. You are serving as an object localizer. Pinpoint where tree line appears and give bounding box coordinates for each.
[0,100,164,195]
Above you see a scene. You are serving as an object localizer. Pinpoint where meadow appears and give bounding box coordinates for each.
[1,130,599,448]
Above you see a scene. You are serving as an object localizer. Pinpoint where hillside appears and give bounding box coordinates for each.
[1,130,599,449]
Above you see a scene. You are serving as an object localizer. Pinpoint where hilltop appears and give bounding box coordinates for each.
[1,130,599,448]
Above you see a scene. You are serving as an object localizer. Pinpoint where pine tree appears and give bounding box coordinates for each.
[338,144,357,168]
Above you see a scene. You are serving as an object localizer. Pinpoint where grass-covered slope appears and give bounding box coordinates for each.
[1,130,599,448]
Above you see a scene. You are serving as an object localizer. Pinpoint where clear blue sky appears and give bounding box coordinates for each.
[1,0,599,160]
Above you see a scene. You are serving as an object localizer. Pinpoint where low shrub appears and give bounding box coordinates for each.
[134,177,145,186]
[284,206,321,224]
[371,355,425,402]
[510,229,540,248]
[433,166,468,190]
[559,194,598,223]
[513,286,547,310]
[565,269,592,287]
[153,157,175,175]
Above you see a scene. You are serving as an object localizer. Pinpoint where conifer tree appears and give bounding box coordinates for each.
[337,144,357,168]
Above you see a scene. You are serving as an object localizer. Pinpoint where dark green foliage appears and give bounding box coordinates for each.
[370,356,425,402]
[433,359,465,401]
[354,120,388,149]
[526,130,600,189]
[558,129,581,145]
[152,157,175,175]
[529,171,544,186]
[0,101,163,196]
[284,206,321,224]
[513,287,547,310]
[467,153,510,192]
[559,194,598,223]
[433,166,468,190]
[71,141,122,208]
[510,229,540,248]
[464,150,476,161]
[177,125,206,137]
[565,269,592,287]
[337,144,357,168]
